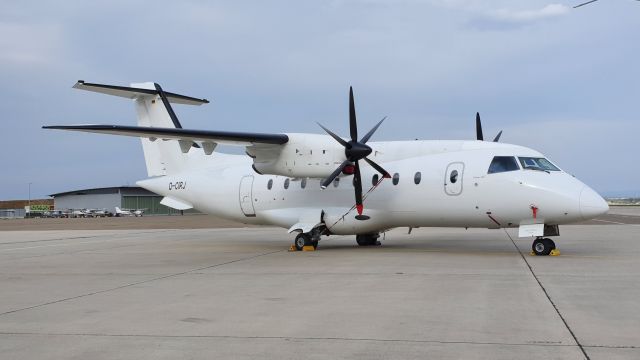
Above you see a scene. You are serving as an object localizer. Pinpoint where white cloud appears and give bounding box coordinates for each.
[489,4,570,23]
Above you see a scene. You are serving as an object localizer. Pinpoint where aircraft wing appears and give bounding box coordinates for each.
[43,125,289,147]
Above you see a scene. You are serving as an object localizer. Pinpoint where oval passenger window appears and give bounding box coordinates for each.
[450,170,458,184]
[284,178,290,189]
[392,173,400,185]
[267,179,273,190]
[414,172,421,185]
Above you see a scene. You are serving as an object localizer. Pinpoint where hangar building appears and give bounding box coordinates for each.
[50,186,196,215]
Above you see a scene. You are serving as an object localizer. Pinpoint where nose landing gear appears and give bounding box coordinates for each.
[531,237,560,256]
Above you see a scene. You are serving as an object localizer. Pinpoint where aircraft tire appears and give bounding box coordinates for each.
[532,238,553,256]
[543,238,556,250]
[294,233,310,251]
[356,235,369,246]
[356,234,379,246]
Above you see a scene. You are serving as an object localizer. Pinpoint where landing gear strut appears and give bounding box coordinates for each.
[356,233,381,246]
[532,237,556,256]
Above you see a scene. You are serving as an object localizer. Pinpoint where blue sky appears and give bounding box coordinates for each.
[1,0,638,200]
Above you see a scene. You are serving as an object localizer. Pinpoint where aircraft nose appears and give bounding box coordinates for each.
[580,186,609,220]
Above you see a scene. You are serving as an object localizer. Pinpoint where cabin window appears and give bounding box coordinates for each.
[450,170,459,184]
[284,178,290,189]
[372,174,379,186]
[334,178,340,188]
[393,173,400,185]
[488,156,520,174]
[301,178,307,189]
[267,179,273,190]
[518,157,560,172]
[414,172,421,185]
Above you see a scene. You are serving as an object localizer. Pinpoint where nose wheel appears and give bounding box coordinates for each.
[532,237,556,256]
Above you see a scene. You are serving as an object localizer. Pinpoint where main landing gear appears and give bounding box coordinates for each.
[531,237,557,256]
[356,233,381,247]
[293,232,319,251]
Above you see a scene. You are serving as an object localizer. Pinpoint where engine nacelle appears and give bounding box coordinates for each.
[248,133,346,178]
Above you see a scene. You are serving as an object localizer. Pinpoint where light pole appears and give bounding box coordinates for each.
[28,182,32,218]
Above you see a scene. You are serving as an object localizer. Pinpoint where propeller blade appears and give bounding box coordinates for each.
[364,157,391,178]
[317,122,350,148]
[476,112,484,141]
[493,130,503,142]
[321,160,351,189]
[349,87,358,142]
[573,0,598,8]
[353,160,363,215]
[360,116,386,144]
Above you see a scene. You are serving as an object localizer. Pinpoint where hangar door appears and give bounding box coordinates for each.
[444,162,464,196]
[239,175,256,217]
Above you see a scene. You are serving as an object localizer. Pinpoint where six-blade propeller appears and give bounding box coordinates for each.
[318,87,391,220]
[318,91,504,221]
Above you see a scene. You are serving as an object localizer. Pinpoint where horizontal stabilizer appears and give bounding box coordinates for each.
[73,80,209,106]
[43,124,289,146]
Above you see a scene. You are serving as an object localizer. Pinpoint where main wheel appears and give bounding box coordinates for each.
[532,238,553,256]
[356,235,370,246]
[356,234,379,246]
[294,233,311,251]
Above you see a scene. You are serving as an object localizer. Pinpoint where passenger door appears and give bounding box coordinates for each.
[444,162,464,196]
[239,175,256,217]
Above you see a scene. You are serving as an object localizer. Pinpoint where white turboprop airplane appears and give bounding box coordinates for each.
[45,81,609,255]
[115,207,145,217]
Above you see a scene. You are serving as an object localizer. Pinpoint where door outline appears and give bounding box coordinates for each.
[444,162,465,196]
[239,175,256,217]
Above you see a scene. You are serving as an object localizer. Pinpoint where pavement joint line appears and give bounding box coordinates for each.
[0,229,182,247]
[0,249,285,318]
[7,238,205,262]
[0,331,582,348]
[591,219,639,226]
[0,230,191,261]
[504,229,591,360]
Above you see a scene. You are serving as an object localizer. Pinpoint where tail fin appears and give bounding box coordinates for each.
[73,81,209,176]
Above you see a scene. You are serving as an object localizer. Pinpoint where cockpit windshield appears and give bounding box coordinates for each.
[518,157,560,172]
[488,156,520,174]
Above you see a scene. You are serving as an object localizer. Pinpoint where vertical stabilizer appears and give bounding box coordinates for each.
[131,82,184,176]
[67,80,209,177]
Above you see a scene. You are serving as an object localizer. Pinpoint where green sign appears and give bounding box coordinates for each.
[29,205,52,212]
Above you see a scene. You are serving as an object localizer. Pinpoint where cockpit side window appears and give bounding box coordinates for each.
[518,157,560,171]
[488,156,520,174]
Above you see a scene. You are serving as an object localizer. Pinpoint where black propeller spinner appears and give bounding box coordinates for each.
[475,112,502,142]
[318,87,390,221]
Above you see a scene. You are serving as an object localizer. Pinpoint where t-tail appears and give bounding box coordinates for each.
[44,81,288,176]
[61,81,209,176]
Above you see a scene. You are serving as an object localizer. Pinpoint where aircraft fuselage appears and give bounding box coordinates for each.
[138,139,608,235]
